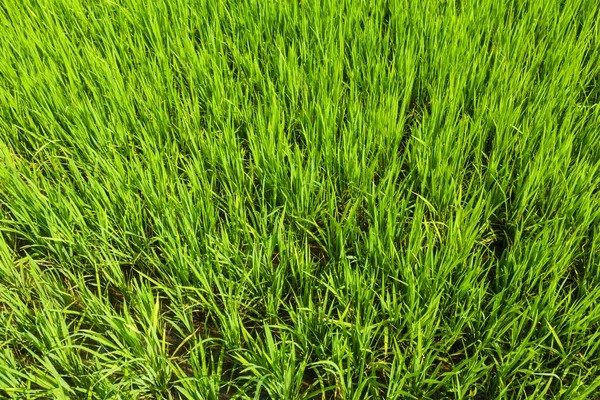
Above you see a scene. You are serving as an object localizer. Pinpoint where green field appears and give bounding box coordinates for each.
[1,0,599,398]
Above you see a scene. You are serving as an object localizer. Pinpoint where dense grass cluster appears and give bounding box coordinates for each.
[1,0,599,398]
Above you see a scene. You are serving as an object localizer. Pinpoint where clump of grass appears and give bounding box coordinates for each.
[1,0,599,398]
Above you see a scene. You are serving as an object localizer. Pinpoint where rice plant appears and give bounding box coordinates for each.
[0,0,599,398]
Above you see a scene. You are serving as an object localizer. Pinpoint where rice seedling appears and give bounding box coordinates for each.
[0,0,599,398]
